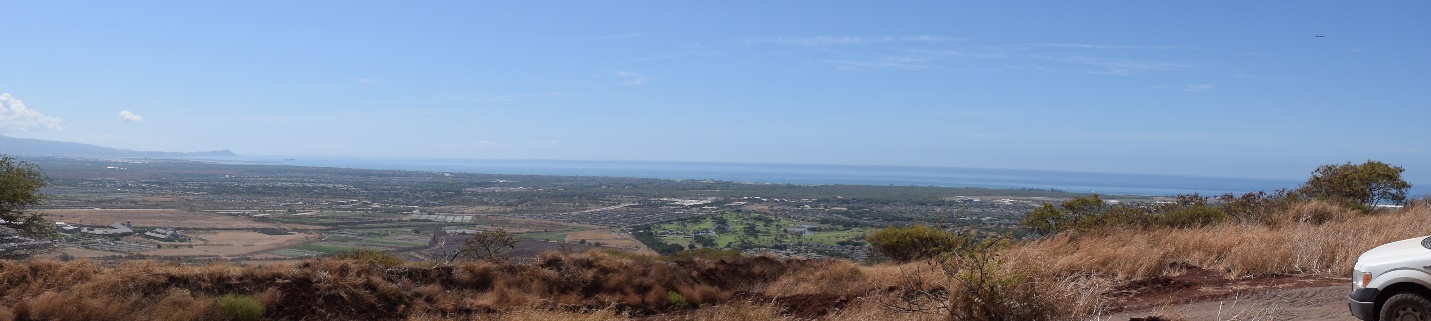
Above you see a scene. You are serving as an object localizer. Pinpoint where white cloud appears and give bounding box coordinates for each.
[1182,84,1216,92]
[1063,56,1190,71]
[1152,84,1218,92]
[597,33,644,40]
[119,110,144,122]
[615,71,649,86]
[754,35,962,46]
[762,36,870,46]
[0,93,63,132]
[1028,43,1183,50]
[823,55,937,71]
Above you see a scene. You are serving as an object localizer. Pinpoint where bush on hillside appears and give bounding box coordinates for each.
[1022,195,1108,235]
[217,294,264,321]
[880,234,1102,320]
[865,224,969,263]
[332,249,405,267]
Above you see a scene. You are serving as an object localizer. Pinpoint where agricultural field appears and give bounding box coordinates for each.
[565,228,653,254]
[142,230,317,257]
[513,226,590,242]
[270,227,434,258]
[44,209,304,229]
[259,210,408,225]
[651,212,871,249]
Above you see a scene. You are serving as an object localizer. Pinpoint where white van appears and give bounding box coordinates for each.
[1349,236,1431,321]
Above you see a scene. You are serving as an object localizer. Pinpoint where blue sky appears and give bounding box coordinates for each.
[1,1,1428,182]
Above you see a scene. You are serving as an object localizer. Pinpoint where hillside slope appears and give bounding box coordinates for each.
[0,135,236,157]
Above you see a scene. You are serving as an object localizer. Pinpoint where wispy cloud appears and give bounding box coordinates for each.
[1063,56,1189,70]
[1152,84,1218,92]
[119,110,144,122]
[1182,84,1216,92]
[752,35,962,46]
[0,93,63,132]
[441,91,565,102]
[823,56,937,71]
[596,33,644,40]
[615,71,649,85]
[1059,56,1190,75]
[762,36,871,46]
[1028,43,1185,50]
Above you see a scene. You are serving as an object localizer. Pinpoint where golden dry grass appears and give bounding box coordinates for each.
[1007,201,1431,280]
[0,201,1417,320]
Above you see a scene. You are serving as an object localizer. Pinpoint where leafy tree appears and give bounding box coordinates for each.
[449,229,517,262]
[1297,160,1411,209]
[865,224,968,262]
[1021,194,1105,235]
[692,234,716,248]
[0,156,55,253]
[742,224,759,237]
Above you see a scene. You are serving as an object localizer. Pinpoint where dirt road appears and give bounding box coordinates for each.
[1099,263,1357,321]
[1108,284,1356,320]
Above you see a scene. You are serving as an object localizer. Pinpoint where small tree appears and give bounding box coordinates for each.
[1021,194,1105,235]
[1297,160,1412,210]
[449,229,517,262]
[865,224,968,262]
[0,155,55,257]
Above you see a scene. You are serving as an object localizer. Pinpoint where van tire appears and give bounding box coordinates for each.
[1381,293,1431,321]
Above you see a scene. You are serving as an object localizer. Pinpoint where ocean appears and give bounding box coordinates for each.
[186,156,1338,197]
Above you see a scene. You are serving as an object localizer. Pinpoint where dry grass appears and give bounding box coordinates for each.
[1007,201,1431,280]
[1,201,1418,320]
[763,258,869,297]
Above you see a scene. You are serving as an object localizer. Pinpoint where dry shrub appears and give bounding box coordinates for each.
[764,259,870,297]
[1010,204,1431,279]
[152,288,219,321]
[1265,200,1356,226]
[498,305,627,321]
[868,240,1106,321]
[14,289,130,321]
[0,247,1114,321]
[678,301,785,320]
[0,259,101,297]
[828,294,942,321]
[1129,315,1189,321]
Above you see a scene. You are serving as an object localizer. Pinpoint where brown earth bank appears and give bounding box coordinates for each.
[0,252,1366,321]
[0,252,878,321]
[1105,262,1354,320]
[1106,262,1346,313]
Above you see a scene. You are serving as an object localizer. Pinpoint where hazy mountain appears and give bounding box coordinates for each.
[0,135,236,157]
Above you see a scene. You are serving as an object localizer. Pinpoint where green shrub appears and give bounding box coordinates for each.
[217,294,264,321]
[1158,205,1229,228]
[866,224,968,262]
[667,290,689,310]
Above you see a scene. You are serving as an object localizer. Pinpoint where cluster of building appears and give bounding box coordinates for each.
[55,221,183,241]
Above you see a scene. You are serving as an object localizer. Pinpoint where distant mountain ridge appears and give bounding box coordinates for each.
[0,135,236,157]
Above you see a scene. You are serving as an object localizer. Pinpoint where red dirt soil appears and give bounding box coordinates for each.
[1106,262,1346,313]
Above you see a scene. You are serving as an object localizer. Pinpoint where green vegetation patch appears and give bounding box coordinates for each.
[649,212,869,250]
